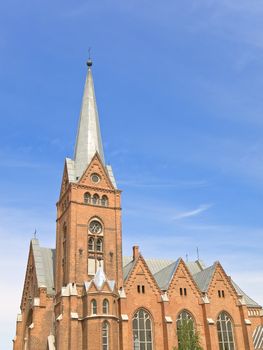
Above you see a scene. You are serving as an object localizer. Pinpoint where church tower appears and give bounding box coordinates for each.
[12,59,263,350]
[54,60,123,349]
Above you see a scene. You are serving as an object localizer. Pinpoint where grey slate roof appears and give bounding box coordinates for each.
[123,259,136,281]
[123,256,175,277]
[186,260,206,275]
[153,259,180,290]
[73,66,105,179]
[64,66,117,188]
[231,279,260,308]
[31,239,55,295]
[192,263,217,292]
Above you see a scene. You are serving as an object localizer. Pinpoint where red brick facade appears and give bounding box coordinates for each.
[13,65,263,350]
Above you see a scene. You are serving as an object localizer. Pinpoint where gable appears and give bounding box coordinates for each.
[124,256,161,297]
[59,162,70,199]
[21,244,38,311]
[78,153,115,190]
[167,260,201,299]
[207,263,239,301]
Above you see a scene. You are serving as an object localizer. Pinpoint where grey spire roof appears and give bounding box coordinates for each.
[74,64,105,179]
[93,265,107,289]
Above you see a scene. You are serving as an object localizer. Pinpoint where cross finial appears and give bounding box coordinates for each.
[33,229,37,239]
[87,48,92,67]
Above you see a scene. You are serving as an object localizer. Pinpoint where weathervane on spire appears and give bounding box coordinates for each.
[87,47,92,67]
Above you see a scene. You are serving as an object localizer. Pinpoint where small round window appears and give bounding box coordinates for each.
[89,220,102,234]
[91,173,100,183]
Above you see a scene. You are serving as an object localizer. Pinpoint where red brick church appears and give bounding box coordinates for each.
[13,60,263,350]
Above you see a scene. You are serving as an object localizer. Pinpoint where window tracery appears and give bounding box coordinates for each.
[132,309,153,350]
[84,192,91,204]
[101,195,108,207]
[96,238,103,252]
[176,310,195,347]
[88,237,95,251]
[217,312,235,350]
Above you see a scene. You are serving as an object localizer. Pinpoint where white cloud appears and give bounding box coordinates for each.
[172,204,213,220]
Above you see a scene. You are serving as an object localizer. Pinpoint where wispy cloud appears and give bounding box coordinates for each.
[172,203,213,220]
[119,178,208,189]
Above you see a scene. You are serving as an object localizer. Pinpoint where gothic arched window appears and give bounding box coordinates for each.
[102,321,109,350]
[132,309,153,350]
[88,237,94,251]
[91,299,97,315]
[101,195,108,207]
[217,312,236,350]
[103,299,109,314]
[84,192,91,204]
[92,194,100,205]
[96,238,103,252]
[176,310,195,348]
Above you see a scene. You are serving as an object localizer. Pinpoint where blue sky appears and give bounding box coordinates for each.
[1,0,263,348]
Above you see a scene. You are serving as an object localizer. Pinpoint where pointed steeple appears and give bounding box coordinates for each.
[74,60,105,180]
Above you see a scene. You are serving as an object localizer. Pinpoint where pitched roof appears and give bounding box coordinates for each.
[123,256,175,278]
[192,263,217,292]
[153,259,180,290]
[231,279,260,308]
[31,239,55,295]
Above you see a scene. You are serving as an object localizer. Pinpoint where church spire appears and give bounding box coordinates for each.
[74,60,105,180]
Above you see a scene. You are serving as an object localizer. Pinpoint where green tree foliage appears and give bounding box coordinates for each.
[173,319,203,350]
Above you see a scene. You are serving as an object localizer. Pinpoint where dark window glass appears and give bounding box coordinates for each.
[103,299,109,314]
[91,299,97,315]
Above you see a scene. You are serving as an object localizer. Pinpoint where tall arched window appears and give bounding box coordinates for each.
[96,238,103,252]
[92,194,100,205]
[84,192,91,204]
[217,312,235,350]
[91,299,97,315]
[103,299,109,314]
[176,310,195,348]
[88,237,94,251]
[102,321,109,350]
[101,195,108,207]
[133,309,153,350]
